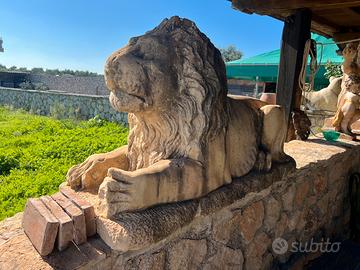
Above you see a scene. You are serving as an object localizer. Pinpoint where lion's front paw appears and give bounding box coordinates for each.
[97,168,148,217]
[66,154,109,191]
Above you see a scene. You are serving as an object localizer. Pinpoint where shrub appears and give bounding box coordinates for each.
[33,82,50,91]
[19,81,34,90]
[0,107,128,220]
[0,153,20,175]
[324,61,342,79]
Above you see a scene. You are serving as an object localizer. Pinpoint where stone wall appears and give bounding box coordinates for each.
[29,74,108,95]
[0,139,358,270]
[0,71,108,95]
[0,87,128,124]
[104,140,356,270]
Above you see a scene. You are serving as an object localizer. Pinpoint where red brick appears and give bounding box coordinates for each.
[22,198,59,256]
[40,195,73,251]
[60,187,96,237]
[52,192,87,245]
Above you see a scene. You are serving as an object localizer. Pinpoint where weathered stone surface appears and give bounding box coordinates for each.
[168,239,207,270]
[275,213,289,238]
[203,245,244,270]
[22,198,59,256]
[60,187,96,237]
[317,194,330,217]
[212,211,241,245]
[288,211,302,232]
[264,196,281,231]
[0,213,23,246]
[294,180,310,209]
[332,42,360,134]
[51,192,86,245]
[96,201,198,251]
[0,87,127,124]
[0,227,110,270]
[238,201,264,243]
[40,195,73,251]
[2,139,359,269]
[245,232,271,270]
[116,250,166,270]
[282,185,295,212]
[67,16,289,218]
[314,174,327,194]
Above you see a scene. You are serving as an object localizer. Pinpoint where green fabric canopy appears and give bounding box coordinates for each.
[226,34,343,89]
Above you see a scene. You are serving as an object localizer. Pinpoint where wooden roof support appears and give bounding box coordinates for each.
[231,0,360,12]
[276,9,312,139]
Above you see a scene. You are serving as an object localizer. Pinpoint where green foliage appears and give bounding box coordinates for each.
[0,106,128,220]
[87,115,107,127]
[19,81,35,90]
[18,81,49,91]
[220,45,243,62]
[50,103,67,119]
[324,61,342,79]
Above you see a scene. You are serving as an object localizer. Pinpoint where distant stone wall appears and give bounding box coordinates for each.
[29,74,108,95]
[0,71,108,95]
[0,87,128,124]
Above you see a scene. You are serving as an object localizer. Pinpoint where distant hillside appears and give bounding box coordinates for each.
[0,64,102,77]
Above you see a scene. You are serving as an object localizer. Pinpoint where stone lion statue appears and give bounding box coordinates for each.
[333,42,360,134]
[67,16,289,218]
[302,76,342,112]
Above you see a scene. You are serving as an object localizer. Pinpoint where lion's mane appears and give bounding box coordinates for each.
[123,17,229,170]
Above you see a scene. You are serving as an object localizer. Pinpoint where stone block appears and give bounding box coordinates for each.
[238,201,264,243]
[22,198,59,256]
[168,239,207,270]
[203,245,244,270]
[294,180,310,209]
[60,187,96,237]
[40,195,73,251]
[52,192,87,245]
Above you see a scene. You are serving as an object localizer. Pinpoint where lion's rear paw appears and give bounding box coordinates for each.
[255,151,272,172]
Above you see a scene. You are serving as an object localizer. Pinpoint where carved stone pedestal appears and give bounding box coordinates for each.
[1,140,360,269]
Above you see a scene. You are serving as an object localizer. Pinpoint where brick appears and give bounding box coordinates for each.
[40,195,73,251]
[52,192,87,245]
[60,187,96,237]
[22,198,59,256]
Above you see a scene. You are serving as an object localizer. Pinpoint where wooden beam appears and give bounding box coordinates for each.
[311,14,340,36]
[231,0,360,12]
[276,9,312,126]
[333,32,360,42]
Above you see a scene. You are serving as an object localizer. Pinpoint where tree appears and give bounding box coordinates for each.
[220,45,243,62]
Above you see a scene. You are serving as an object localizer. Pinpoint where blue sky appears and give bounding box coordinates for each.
[0,0,283,74]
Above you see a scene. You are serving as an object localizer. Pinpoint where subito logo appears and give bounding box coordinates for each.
[272,237,288,255]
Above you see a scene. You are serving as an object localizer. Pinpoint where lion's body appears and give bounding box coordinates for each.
[302,77,342,112]
[67,16,288,217]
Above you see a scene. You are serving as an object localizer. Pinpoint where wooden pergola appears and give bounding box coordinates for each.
[229,0,360,138]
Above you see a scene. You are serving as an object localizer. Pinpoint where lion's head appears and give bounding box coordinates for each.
[343,42,359,62]
[105,16,229,170]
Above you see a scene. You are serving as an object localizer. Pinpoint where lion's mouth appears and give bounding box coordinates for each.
[109,89,147,113]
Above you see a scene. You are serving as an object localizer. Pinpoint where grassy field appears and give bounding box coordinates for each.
[0,107,128,221]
